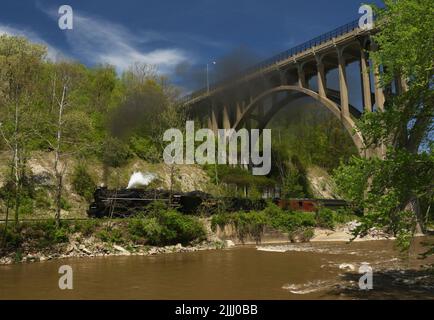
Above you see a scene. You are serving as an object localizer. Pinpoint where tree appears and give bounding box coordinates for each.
[0,35,46,226]
[334,0,434,248]
[33,62,93,225]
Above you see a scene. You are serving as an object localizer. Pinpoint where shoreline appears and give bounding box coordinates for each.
[0,223,401,265]
[0,239,226,265]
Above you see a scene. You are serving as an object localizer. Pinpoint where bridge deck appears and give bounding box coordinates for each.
[183,19,371,105]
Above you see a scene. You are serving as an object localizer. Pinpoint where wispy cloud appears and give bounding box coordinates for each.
[66,13,190,74]
[37,4,192,75]
[0,24,65,61]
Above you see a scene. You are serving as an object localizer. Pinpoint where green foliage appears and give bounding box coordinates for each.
[0,225,23,248]
[334,150,434,246]
[335,0,434,251]
[128,217,163,245]
[212,203,320,243]
[269,106,357,173]
[232,211,270,243]
[100,136,132,168]
[128,210,206,246]
[72,164,96,201]
[71,219,100,236]
[315,208,337,230]
[32,219,70,246]
[96,227,125,244]
[158,210,206,245]
[211,213,231,232]
[60,197,72,211]
[129,135,161,163]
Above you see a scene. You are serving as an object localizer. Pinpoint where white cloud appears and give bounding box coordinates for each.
[58,12,191,74]
[0,24,66,61]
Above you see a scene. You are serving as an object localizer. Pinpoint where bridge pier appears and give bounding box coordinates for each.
[187,21,403,163]
[316,56,327,98]
[360,48,372,113]
[337,47,350,118]
[297,65,307,88]
[209,102,218,133]
[222,104,231,130]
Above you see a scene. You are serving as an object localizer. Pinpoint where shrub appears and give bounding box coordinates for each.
[211,213,231,232]
[0,225,23,248]
[233,211,269,243]
[72,164,96,201]
[128,210,205,246]
[159,210,206,245]
[129,136,160,163]
[100,136,131,167]
[97,227,125,244]
[32,220,70,246]
[73,219,99,236]
[315,208,337,229]
[60,197,72,211]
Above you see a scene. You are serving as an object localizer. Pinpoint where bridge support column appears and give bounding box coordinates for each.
[316,58,327,98]
[297,65,306,88]
[337,49,350,118]
[360,49,372,112]
[373,65,385,111]
[209,103,218,133]
[223,104,231,129]
[279,69,288,86]
[236,101,243,123]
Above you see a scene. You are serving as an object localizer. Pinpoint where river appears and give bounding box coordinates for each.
[1,238,433,299]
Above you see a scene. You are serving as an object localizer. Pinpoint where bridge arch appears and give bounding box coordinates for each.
[232,85,366,155]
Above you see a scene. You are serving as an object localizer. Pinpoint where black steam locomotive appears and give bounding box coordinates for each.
[88,187,267,218]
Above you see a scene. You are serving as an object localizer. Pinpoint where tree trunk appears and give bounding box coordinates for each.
[54,85,67,227]
[404,196,424,235]
[13,101,20,227]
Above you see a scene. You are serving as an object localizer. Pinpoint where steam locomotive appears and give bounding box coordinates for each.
[88,187,348,218]
[87,187,267,218]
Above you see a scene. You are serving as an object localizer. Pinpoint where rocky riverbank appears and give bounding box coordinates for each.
[0,220,397,265]
[0,233,227,265]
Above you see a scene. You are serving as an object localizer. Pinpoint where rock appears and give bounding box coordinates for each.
[224,240,235,248]
[148,247,158,255]
[66,243,78,254]
[113,245,131,255]
[339,263,355,271]
[78,245,92,255]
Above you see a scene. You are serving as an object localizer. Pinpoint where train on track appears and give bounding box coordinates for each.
[88,187,348,218]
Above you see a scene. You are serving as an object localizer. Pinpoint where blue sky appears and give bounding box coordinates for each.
[0,0,383,91]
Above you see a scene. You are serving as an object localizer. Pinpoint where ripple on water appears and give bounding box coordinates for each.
[282,280,338,295]
[256,243,363,255]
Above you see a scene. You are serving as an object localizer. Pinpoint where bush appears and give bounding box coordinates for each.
[0,225,23,248]
[129,136,160,163]
[211,204,318,243]
[289,227,315,242]
[159,210,206,245]
[100,136,131,167]
[72,164,96,201]
[211,213,231,232]
[96,227,125,244]
[60,197,72,211]
[32,220,70,246]
[128,210,206,246]
[72,219,99,236]
[315,208,337,229]
[263,204,315,232]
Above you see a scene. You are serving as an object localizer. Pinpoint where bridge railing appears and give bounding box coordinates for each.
[183,19,361,103]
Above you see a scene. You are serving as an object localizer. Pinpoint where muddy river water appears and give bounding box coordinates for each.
[1,238,433,299]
